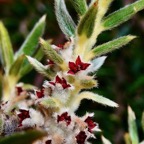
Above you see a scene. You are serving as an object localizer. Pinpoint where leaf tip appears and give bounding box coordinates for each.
[128,106,136,120]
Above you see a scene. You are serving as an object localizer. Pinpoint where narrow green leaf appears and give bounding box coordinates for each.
[128,106,139,144]
[26,56,54,79]
[124,133,132,144]
[90,35,136,59]
[39,38,64,65]
[15,15,46,58]
[0,21,14,73]
[102,0,144,30]
[0,130,47,144]
[142,112,144,132]
[55,0,76,38]
[70,91,118,111]
[69,0,88,16]
[77,2,98,38]
[19,46,44,78]
[101,136,112,144]
[9,55,25,78]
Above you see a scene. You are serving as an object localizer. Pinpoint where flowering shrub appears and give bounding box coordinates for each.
[0,0,144,144]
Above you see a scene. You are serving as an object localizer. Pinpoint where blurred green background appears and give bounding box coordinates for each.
[0,0,144,143]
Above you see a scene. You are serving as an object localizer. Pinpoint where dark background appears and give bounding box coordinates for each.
[0,0,144,143]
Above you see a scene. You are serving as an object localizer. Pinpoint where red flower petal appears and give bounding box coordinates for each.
[47,60,54,65]
[75,56,82,66]
[36,88,44,98]
[69,62,78,74]
[55,75,62,84]
[76,131,87,144]
[61,78,71,89]
[18,109,30,127]
[84,116,96,132]
[80,63,90,70]
[57,112,71,126]
[16,86,23,96]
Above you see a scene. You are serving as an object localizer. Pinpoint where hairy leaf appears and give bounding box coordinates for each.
[19,46,44,78]
[128,106,139,144]
[70,92,118,111]
[55,0,76,38]
[26,56,54,79]
[103,0,144,30]
[77,2,98,38]
[15,15,46,58]
[69,0,88,16]
[0,21,14,73]
[39,38,64,65]
[89,35,136,59]
[0,130,47,144]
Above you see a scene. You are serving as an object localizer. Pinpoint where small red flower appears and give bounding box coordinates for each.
[36,88,44,98]
[18,109,30,127]
[45,140,52,144]
[84,116,96,132]
[57,112,71,126]
[16,86,23,96]
[49,76,71,89]
[76,131,87,144]
[57,44,64,49]
[68,56,90,74]
[47,60,54,65]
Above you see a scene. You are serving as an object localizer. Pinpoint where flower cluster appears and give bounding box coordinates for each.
[1,0,141,143]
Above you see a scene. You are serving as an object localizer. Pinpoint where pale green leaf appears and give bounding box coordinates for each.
[89,35,136,59]
[102,0,144,30]
[70,91,118,111]
[124,133,132,144]
[0,130,47,144]
[15,15,46,58]
[9,55,25,78]
[101,136,112,144]
[55,0,76,38]
[69,0,88,16]
[19,46,44,78]
[39,38,64,65]
[128,106,139,144]
[142,112,144,132]
[0,21,14,73]
[26,56,54,79]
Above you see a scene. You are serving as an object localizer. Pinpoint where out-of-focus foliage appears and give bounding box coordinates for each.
[0,0,144,144]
